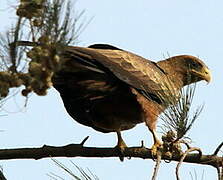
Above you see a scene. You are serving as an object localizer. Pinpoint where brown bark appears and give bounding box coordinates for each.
[0,143,222,169]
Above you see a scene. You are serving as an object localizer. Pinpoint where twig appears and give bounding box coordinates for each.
[141,140,145,148]
[80,136,89,146]
[9,41,39,47]
[216,166,223,180]
[221,167,223,180]
[151,153,161,180]
[9,17,22,72]
[213,142,223,180]
[176,147,202,180]
[29,20,36,42]
[218,163,223,180]
[177,139,191,149]
[0,169,7,180]
[213,142,223,156]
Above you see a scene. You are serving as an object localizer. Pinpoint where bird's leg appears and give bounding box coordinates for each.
[145,116,163,157]
[149,128,163,157]
[115,131,127,161]
[116,131,127,149]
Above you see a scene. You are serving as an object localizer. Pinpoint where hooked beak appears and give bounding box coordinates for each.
[192,67,211,84]
[203,67,211,83]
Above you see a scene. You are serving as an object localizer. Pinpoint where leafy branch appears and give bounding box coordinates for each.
[160,84,203,141]
[0,0,84,98]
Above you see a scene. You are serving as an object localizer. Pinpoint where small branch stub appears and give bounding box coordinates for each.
[80,136,90,146]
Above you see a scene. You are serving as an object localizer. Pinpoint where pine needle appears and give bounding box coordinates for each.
[160,84,203,140]
[50,158,99,180]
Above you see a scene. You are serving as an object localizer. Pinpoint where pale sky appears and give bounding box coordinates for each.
[0,0,222,179]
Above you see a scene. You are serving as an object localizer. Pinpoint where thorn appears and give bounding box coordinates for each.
[213,142,223,156]
[80,136,89,146]
[141,140,145,148]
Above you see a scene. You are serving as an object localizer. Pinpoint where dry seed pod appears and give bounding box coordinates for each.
[41,49,50,57]
[18,73,32,86]
[30,79,42,90]
[162,130,176,142]
[38,35,52,45]
[0,82,10,97]
[27,49,36,59]
[16,8,28,17]
[10,75,23,87]
[21,88,32,96]
[53,55,60,63]
[20,0,30,3]
[0,71,11,82]
[27,46,43,62]
[32,18,43,27]
[164,151,172,158]
[32,9,44,18]
[172,143,182,154]
[35,88,47,96]
[33,46,43,55]
[29,62,43,76]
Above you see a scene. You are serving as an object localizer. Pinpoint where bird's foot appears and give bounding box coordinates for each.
[151,141,163,159]
[115,140,127,162]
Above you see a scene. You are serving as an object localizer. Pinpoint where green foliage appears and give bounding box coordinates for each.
[160,84,203,141]
[49,159,99,180]
[0,0,86,97]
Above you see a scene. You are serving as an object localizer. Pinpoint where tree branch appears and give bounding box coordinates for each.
[176,147,202,180]
[0,143,222,169]
[0,169,7,180]
[151,153,161,180]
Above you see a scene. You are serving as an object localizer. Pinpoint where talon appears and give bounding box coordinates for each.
[148,128,163,159]
[151,141,163,159]
[115,131,127,161]
[115,144,126,161]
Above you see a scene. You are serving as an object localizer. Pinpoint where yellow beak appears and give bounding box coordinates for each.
[202,67,211,83]
[192,67,211,83]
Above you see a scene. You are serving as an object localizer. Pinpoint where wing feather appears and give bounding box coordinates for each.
[66,46,177,100]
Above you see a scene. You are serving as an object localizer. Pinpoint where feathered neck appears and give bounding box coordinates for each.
[156,57,189,89]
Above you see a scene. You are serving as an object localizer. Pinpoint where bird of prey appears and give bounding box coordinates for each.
[52,44,211,155]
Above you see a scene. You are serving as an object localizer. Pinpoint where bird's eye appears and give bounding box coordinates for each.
[187,59,200,69]
[190,61,197,67]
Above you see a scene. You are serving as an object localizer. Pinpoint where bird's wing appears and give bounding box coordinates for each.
[65,45,177,101]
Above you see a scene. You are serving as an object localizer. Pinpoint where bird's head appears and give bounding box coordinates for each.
[160,55,211,86]
[178,55,211,85]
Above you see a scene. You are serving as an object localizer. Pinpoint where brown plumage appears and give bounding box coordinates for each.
[52,44,211,152]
